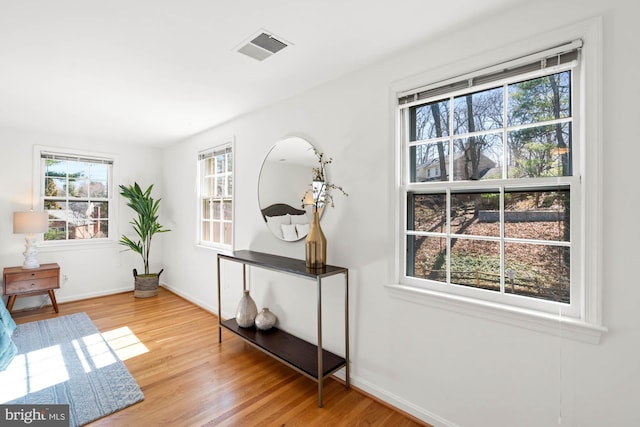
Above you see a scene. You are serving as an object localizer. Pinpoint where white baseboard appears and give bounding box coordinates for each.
[159,282,217,315]
[55,286,133,303]
[345,374,459,427]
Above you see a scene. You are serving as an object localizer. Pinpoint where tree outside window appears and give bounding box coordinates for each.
[403,66,575,307]
[42,154,113,241]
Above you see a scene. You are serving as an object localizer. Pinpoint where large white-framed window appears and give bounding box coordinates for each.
[37,148,115,243]
[197,143,234,249]
[393,30,605,342]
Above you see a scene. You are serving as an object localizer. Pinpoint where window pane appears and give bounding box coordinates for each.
[410,142,449,182]
[409,194,446,232]
[222,200,232,221]
[215,155,225,174]
[90,180,108,198]
[202,221,211,242]
[45,177,67,197]
[508,71,571,126]
[91,162,109,179]
[202,177,214,197]
[45,159,66,177]
[453,133,502,180]
[67,201,101,239]
[507,123,571,178]
[504,242,570,303]
[227,175,233,196]
[504,190,570,241]
[68,201,89,221]
[451,192,500,237]
[454,87,503,134]
[406,235,447,281]
[69,178,91,197]
[44,201,66,242]
[46,220,67,241]
[226,151,233,172]
[410,99,450,141]
[211,200,221,220]
[212,220,221,242]
[89,202,109,219]
[76,220,100,238]
[450,239,500,292]
[202,199,212,220]
[68,222,79,239]
[67,160,89,178]
[96,220,109,238]
[215,176,225,197]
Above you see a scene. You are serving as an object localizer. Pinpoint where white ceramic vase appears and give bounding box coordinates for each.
[236,290,258,328]
[255,307,277,331]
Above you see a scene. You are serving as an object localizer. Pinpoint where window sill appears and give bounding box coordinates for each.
[385,283,607,344]
[196,243,232,253]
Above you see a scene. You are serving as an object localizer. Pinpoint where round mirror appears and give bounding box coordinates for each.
[258,136,318,241]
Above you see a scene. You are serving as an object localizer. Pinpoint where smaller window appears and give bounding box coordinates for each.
[198,144,233,248]
[40,152,114,242]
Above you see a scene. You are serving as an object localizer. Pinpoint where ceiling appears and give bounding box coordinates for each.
[0,0,525,147]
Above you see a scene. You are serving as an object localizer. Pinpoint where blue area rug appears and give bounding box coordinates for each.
[0,312,144,426]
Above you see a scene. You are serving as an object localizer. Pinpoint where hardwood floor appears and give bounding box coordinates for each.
[10,288,428,426]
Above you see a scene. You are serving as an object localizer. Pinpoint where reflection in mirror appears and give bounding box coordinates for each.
[258,137,318,241]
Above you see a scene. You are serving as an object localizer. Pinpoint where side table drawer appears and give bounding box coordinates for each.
[6,269,58,282]
[4,276,59,294]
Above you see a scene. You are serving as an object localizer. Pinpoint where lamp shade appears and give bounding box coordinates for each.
[13,211,48,234]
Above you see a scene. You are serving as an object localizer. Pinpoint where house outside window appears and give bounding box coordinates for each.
[40,151,114,242]
[397,41,586,319]
[198,143,233,249]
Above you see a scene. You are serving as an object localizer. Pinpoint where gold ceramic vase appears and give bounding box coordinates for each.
[305,210,326,270]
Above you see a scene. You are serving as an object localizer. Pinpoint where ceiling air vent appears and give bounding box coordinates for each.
[237,31,289,61]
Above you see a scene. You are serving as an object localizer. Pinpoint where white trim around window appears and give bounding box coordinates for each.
[33,145,119,250]
[196,139,235,251]
[388,18,606,344]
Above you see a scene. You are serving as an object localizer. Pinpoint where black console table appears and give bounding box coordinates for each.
[216,250,349,407]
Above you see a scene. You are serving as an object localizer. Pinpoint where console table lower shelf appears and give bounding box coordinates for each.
[220,318,346,382]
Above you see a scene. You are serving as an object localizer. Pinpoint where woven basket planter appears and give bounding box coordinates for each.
[134,271,161,298]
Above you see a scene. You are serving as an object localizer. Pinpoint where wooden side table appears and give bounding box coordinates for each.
[3,263,60,313]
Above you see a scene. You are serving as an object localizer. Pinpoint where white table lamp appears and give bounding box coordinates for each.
[13,211,48,269]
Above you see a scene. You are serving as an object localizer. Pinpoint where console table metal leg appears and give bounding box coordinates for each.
[217,256,222,343]
[345,271,350,387]
[317,275,323,408]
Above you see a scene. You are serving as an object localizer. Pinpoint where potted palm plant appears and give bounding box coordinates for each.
[119,182,171,298]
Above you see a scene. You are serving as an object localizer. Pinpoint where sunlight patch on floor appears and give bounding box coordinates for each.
[27,345,70,392]
[101,326,149,361]
[0,345,70,402]
[0,327,147,403]
[73,333,118,372]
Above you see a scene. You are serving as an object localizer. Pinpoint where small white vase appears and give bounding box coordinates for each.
[255,308,277,331]
[236,290,258,328]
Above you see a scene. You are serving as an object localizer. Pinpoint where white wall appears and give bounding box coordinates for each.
[161,1,640,426]
[0,0,636,425]
[0,127,164,309]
